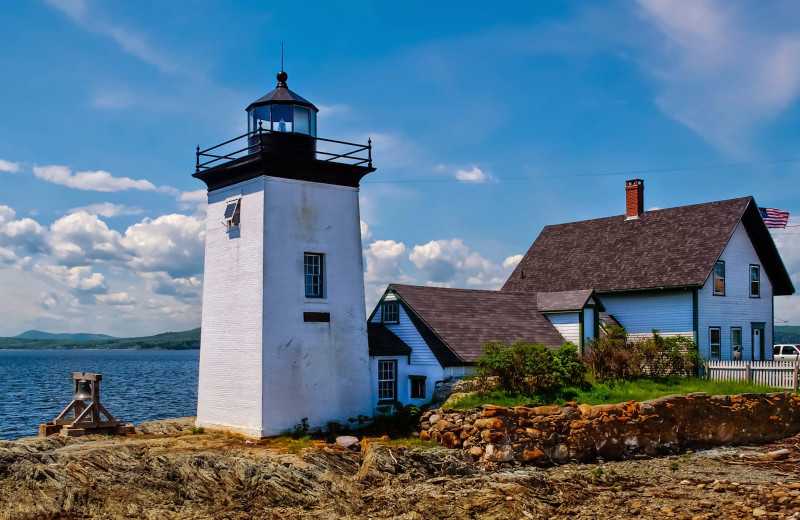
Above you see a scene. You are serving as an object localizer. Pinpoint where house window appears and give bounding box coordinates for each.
[750,265,760,297]
[713,261,725,295]
[710,327,721,359]
[731,327,742,360]
[223,199,241,229]
[304,253,324,298]
[382,301,399,324]
[377,360,397,401]
[409,376,426,399]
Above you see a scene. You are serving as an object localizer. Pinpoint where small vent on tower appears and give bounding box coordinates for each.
[222,199,241,230]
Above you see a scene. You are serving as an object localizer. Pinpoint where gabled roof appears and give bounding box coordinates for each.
[367,323,411,357]
[388,284,571,365]
[503,197,794,296]
[537,289,605,313]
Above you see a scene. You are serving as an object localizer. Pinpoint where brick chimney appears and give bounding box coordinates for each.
[625,179,644,219]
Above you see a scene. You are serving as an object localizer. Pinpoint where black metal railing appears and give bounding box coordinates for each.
[196,122,372,172]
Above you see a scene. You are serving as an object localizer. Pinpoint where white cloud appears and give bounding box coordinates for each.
[455,166,494,183]
[502,254,523,270]
[121,213,206,278]
[40,265,107,293]
[409,239,469,282]
[69,202,143,217]
[635,0,800,156]
[95,292,135,305]
[141,271,202,300]
[364,239,406,283]
[91,88,137,109]
[360,220,373,243]
[49,211,128,265]
[45,0,187,76]
[178,190,207,203]
[0,205,49,254]
[0,247,17,265]
[409,238,519,289]
[34,165,156,192]
[0,159,20,173]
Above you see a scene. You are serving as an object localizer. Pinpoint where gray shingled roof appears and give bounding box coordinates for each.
[537,290,605,312]
[389,284,570,364]
[503,197,794,296]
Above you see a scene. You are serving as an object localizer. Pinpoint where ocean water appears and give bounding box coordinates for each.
[0,349,199,440]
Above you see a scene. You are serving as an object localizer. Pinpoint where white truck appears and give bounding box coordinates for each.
[773,344,800,362]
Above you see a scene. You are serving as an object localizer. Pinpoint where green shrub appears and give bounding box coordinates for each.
[476,341,585,394]
[584,326,634,381]
[586,327,701,381]
[552,343,587,388]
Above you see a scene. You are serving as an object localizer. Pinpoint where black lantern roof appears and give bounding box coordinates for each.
[245,71,318,113]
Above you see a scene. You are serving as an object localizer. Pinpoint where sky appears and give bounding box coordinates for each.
[0,0,799,337]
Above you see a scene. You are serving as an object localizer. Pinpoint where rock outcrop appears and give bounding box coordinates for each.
[418,392,800,464]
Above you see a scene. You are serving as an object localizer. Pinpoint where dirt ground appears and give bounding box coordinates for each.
[2,421,800,519]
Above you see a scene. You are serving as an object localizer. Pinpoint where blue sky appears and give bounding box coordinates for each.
[0,0,799,336]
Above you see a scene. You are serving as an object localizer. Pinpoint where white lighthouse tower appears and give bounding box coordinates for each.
[193,70,374,437]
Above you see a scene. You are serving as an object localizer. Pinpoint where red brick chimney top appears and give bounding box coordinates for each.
[625,179,644,219]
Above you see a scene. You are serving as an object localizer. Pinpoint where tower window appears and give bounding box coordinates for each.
[304,253,324,298]
[382,301,399,324]
[223,199,240,229]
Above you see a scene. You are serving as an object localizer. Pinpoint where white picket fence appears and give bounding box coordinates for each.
[705,360,800,391]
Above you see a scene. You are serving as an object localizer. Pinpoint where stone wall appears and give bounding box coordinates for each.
[418,393,800,464]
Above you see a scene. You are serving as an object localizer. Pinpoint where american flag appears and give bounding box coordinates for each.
[759,207,790,229]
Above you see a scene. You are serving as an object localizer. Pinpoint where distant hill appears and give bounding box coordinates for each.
[15,330,117,341]
[0,328,200,350]
[776,326,800,344]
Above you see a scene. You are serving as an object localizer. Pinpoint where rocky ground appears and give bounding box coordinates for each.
[2,418,800,519]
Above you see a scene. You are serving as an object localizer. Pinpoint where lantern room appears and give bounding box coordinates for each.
[246,71,318,137]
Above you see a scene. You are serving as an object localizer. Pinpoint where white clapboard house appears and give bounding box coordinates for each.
[367,180,794,408]
[367,285,604,409]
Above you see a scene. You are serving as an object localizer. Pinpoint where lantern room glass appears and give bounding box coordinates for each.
[248,104,316,137]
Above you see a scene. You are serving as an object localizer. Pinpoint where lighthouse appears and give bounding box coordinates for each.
[193,70,375,437]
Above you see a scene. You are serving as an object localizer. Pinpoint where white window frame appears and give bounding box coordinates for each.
[710,327,721,359]
[377,359,397,402]
[382,301,399,324]
[731,327,742,360]
[713,261,725,296]
[749,264,760,298]
[304,253,324,299]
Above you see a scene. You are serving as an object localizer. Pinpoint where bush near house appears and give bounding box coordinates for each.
[473,328,700,397]
[475,342,585,394]
[585,326,701,382]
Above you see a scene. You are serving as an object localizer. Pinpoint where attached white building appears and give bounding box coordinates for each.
[193,70,375,437]
[366,285,603,410]
[503,179,795,362]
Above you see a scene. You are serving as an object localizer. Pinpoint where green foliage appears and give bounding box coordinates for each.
[552,343,587,388]
[669,461,679,471]
[188,426,205,435]
[583,326,634,381]
[585,327,701,382]
[447,376,783,409]
[476,341,584,394]
[286,418,310,439]
[593,467,604,478]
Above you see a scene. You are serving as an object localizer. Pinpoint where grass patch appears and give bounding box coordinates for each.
[263,435,315,454]
[447,376,784,409]
[376,437,440,449]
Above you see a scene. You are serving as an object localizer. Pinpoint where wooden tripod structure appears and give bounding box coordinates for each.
[39,372,135,437]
